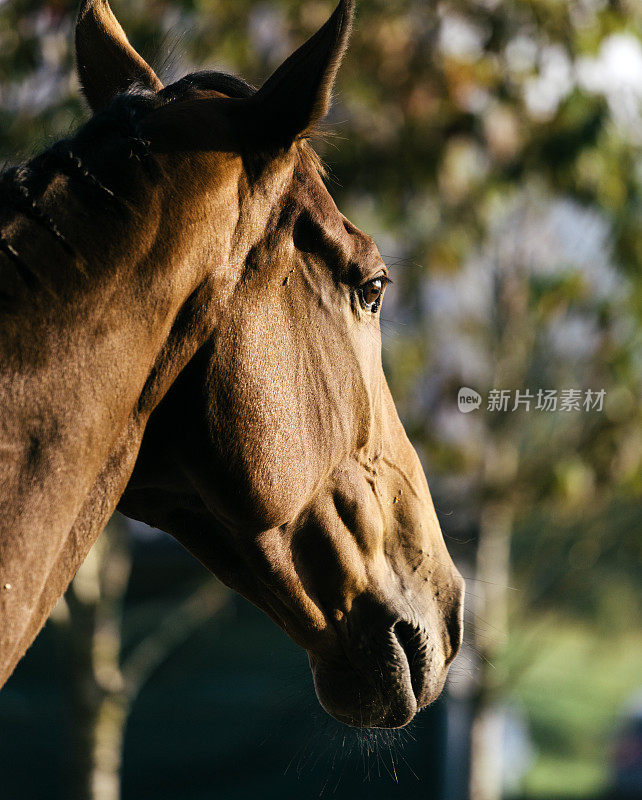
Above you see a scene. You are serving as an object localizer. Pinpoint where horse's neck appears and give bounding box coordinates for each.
[0,172,197,686]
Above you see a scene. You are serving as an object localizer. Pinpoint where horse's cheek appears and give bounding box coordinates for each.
[202,430,318,531]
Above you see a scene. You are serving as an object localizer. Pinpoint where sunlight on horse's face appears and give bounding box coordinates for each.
[122,147,464,728]
[90,0,466,728]
[200,152,464,728]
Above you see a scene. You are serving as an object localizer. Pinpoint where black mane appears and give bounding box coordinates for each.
[1,67,256,197]
[0,68,295,300]
[0,68,255,271]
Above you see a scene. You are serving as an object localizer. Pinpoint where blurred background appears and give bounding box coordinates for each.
[1,0,641,798]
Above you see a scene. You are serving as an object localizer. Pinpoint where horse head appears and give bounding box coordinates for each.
[75,0,464,728]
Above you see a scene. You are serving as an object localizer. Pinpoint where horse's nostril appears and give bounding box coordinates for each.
[445,597,464,666]
[393,620,426,702]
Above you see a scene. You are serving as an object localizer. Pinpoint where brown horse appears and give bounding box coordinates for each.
[0,0,463,728]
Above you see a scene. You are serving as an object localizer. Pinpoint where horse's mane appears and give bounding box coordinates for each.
[0,69,256,205]
[0,69,323,300]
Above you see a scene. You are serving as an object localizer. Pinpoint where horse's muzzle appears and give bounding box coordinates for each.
[308,605,461,728]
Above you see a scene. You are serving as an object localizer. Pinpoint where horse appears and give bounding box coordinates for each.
[0,0,463,729]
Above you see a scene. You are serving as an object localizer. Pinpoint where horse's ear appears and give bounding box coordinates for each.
[250,0,354,148]
[75,0,163,113]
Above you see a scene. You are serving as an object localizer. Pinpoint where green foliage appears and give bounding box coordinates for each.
[507,618,642,797]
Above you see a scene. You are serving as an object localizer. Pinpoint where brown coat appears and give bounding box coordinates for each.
[0,0,463,728]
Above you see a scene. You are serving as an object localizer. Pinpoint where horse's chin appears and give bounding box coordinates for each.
[309,654,423,729]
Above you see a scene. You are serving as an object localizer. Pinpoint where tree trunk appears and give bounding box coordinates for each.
[63,517,131,800]
[57,515,229,800]
[89,693,130,800]
[67,652,102,800]
[469,500,513,800]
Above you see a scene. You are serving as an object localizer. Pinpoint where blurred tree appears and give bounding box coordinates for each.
[414,191,641,799]
[52,516,228,800]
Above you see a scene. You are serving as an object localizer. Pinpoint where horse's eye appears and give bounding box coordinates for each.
[358,277,387,312]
